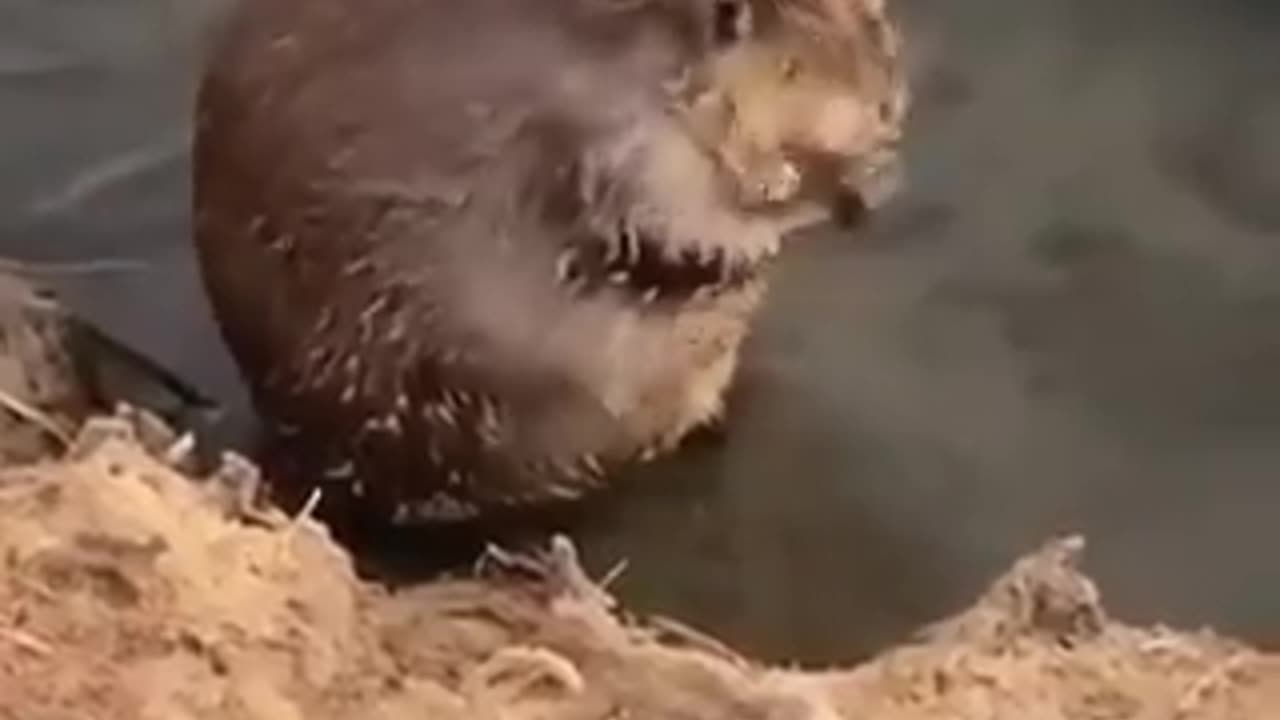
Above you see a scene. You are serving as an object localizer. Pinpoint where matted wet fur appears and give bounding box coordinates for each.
[192,0,909,524]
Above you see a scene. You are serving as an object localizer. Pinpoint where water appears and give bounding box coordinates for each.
[2,0,1278,665]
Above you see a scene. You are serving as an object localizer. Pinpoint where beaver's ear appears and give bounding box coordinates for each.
[711,0,753,45]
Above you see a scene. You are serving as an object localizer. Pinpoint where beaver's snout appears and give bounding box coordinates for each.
[829,149,904,227]
[776,144,902,230]
[843,150,904,211]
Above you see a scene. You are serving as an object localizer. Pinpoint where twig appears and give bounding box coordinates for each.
[0,257,150,276]
[269,488,323,565]
[1,627,54,657]
[645,614,749,668]
[285,487,323,538]
[0,387,72,448]
[463,645,585,709]
[547,535,617,609]
[1176,652,1249,717]
[161,431,197,468]
[476,536,618,608]
[599,558,630,591]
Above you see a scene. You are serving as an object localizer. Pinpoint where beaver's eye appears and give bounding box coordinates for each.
[713,0,751,45]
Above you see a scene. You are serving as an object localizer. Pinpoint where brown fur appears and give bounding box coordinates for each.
[677,0,908,212]
[191,0,909,524]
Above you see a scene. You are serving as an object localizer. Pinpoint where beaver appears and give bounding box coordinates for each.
[192,0,909,525]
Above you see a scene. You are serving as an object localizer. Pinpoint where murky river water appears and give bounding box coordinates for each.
[2,0,1278,664]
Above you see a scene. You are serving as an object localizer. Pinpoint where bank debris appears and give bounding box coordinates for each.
[0,271,1279,720]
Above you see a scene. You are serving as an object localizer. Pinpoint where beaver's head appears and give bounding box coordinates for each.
[674,0,909,230]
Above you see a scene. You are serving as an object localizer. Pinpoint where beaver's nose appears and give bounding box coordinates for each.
[831,150,904,227]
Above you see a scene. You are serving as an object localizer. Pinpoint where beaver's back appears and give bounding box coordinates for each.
[194,0,719,366]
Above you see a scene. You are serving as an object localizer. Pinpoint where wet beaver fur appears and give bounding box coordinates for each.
[192,0,909,525]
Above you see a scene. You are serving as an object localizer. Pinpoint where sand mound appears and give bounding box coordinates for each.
[1,271,1278,720]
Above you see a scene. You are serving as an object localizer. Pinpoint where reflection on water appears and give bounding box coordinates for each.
[2,0,1279,664]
